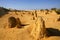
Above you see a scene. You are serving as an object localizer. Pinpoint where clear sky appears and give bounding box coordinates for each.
[0,0,60,10]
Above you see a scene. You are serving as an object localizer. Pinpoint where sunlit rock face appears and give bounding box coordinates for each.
[30,16,46,40]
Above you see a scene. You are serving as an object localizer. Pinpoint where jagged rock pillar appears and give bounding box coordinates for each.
[30,16,46,40]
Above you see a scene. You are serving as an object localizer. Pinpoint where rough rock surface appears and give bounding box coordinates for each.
[31,16,46,40]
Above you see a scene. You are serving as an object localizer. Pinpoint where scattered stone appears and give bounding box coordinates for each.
[57,17,60,21]
[16,18,23,28]
[33,17,35,20]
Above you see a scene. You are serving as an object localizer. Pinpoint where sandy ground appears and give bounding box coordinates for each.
[0,10,60,40]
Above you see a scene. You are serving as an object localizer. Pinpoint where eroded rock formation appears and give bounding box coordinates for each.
[30,16,46,40]
[8,17,17,28]
[8,17,28,28]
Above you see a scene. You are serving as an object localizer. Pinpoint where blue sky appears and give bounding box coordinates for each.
[0,0,60,10]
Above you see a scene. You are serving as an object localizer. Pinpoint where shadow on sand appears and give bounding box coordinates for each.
[46,28,60,37]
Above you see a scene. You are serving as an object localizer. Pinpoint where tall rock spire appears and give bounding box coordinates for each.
[31,16,46,40]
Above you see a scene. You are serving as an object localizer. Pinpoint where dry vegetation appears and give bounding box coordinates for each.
[0,7,60,40]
